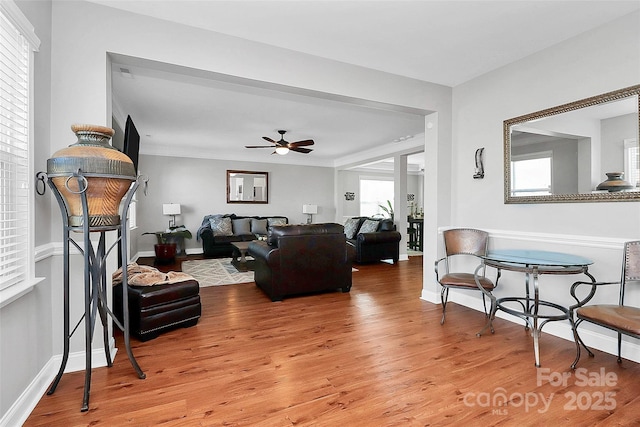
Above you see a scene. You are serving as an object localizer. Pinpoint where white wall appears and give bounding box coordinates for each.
[337,169,422,220]
[601,113,637,176]
[0,1,55,422]
[449,11,640,238]
[426,11,640,361]
[135,154,335,255]
[452,13,640,238]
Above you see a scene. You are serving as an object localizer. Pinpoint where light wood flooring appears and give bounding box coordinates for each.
[25,256,640,426]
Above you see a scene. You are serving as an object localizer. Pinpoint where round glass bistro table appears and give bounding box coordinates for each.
[476,249,595,367]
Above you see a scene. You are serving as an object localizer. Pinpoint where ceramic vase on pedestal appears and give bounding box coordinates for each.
[47,124,136,228]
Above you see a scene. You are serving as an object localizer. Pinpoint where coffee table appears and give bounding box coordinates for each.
[231,241,255,272]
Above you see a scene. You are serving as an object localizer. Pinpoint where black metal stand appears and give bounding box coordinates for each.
[45,172,146,412]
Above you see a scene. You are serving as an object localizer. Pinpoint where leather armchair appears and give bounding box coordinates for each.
[248,223,355,301]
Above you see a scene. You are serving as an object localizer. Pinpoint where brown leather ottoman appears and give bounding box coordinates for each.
[113,279,201,341]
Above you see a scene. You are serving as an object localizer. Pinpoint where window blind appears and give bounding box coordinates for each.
[0,7,31,290]
[624,139,639,188]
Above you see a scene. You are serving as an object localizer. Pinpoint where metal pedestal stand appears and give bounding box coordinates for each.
[45,172,146,412]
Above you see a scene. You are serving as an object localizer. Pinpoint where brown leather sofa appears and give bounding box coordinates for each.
[247,223,355,301]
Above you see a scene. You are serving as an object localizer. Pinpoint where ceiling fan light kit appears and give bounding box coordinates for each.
[246,129,314,155]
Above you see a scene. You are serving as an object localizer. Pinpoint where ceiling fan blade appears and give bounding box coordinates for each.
[245,145,276,148]
[262,136,276,143]
[290,147,313,154]
[289,139,314,147]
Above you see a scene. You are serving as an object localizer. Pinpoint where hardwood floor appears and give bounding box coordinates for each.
[26,256,640,426]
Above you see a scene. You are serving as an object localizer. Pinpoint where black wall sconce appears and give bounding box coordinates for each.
[345,192,355,201]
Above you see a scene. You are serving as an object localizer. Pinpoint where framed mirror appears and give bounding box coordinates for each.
[504,85,640,203]
[227,170,268,204]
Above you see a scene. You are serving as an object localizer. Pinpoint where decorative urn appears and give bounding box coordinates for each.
[595,172,634,192]
[47,124,136,228]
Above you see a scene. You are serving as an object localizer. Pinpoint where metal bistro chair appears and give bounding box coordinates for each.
[570,240,640,369]
[434,228,497,336]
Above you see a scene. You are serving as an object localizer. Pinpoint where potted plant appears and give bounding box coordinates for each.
[378,200,394,221]
[143,226,193,263]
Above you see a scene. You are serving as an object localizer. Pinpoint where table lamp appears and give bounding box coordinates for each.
[163,203,181,228]
[302,204,318,224]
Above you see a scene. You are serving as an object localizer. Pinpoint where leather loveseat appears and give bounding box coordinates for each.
[344,217,402,264]
[247,223,355,301]
[197,214,288,257]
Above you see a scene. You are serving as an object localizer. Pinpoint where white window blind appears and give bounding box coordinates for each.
[0,0,40,303]
[624,139,639,188]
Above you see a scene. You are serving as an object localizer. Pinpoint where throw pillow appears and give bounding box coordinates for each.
[232,218,252,235]
[358,219,379,234]
[267,217,287,227]
[207,214,223,231]
[210,216,233,237]
[251,218,268,235]
[344,218,361,239]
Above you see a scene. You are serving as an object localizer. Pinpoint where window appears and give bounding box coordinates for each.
[0,0,41,307]
[511,153,552,196]
[360,178,394,218]
[128,198,137,229]
[624,139,639,188]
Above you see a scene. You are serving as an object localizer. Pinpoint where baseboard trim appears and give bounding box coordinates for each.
[1,339,118,426]
[420,289,640,364]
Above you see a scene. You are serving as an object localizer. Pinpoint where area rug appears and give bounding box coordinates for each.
[181,258,254,287]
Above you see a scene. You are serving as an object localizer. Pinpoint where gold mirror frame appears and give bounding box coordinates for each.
[227,170,269,204]
[504,85,640,204]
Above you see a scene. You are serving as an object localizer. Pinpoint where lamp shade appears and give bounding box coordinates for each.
[275,146,289,155]
[302,204,318,214]
[163,203,181,215]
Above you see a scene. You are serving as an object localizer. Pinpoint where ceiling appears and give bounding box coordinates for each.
[101,0,640,169]
[110,58,427,168]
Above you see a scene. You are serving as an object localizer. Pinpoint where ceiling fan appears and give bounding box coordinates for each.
[245,130,314,155]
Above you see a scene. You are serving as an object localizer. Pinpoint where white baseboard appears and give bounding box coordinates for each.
[421,289,640,364]
[0,339,118,427]
[424,225,640,365]
[0,357,58,427]
[421,288,439,304]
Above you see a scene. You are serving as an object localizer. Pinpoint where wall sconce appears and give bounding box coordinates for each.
[345,192,355,201]
[163,203,181,228]
[474,147,485,179]
[407,193,415,201]
[302,204,318,223]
